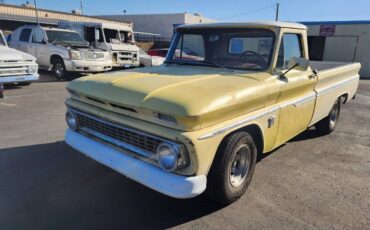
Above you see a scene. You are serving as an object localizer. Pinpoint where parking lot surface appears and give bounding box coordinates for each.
[0,72,369,230]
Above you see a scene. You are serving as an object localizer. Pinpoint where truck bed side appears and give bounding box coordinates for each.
[310,61,361,126]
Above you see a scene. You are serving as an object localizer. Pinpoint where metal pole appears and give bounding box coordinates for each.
[275,2,279,21]
[33,0,40,26]
[80,1,84,15]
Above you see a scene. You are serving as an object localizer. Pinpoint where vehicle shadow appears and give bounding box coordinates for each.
[0,141,225,230]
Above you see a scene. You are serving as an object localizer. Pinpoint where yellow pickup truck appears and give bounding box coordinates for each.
[64,21,360,204]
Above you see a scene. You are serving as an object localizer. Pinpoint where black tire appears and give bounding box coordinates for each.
[17,82,32,86]
[207,131,257,204]
[52,57,67,80]
[316,97,341,135]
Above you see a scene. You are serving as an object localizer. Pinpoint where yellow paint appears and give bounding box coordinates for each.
[65,23,361,176]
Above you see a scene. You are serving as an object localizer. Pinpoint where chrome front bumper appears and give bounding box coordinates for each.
[64,59,113,73]
[65,129,207,199]
[0,74,39,83]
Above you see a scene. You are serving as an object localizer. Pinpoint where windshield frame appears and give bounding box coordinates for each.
[46,30,89,47]
[0,32,7,46]
[165,28,277,72]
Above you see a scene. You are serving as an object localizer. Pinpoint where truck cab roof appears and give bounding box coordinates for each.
[177,21,307,30]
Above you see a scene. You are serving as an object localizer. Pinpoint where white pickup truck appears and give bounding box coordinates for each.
[0,30,39,97]
[8,25,113,79]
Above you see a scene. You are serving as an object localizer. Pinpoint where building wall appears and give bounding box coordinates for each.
[0,4,130,25]
[306,23,370,78]
[101,13,215,42]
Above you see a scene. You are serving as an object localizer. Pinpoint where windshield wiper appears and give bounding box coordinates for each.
[202,60,234,72]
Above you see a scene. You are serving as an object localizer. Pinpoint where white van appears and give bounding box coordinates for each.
[58,21,140,68]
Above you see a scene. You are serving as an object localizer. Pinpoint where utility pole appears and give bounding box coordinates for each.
[33,0,40,26]
[275,2,279,21]
[80,1,84,15]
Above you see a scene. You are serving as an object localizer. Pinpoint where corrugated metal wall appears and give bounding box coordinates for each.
[306,23,370,79]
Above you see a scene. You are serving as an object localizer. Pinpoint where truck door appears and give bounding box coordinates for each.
[30,28,48,67]
[17,28,32,53]
[274,33,317,147]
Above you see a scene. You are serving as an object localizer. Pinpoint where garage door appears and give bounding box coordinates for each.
[323,36,358,62]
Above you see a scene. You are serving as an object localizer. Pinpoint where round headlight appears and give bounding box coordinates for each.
[66,111,78,131]
[28,65,37,74]
[156,143,179,172]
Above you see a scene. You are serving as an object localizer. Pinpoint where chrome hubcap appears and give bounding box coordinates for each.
[54,63,64,77]
[329,101,339,126]
[230,144,251,187]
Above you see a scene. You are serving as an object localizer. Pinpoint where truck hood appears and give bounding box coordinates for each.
[67,65,273,130]
[0,46,36,61]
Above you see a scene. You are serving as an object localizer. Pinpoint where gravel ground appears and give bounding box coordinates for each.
[0,72,369,230]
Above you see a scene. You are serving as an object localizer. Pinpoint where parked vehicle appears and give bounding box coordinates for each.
[0,30,39,88]
[138,47,165,67]
[147,48,169,57]
[64,22,360,204]
[8,25,112,79]
[58,21,140,68]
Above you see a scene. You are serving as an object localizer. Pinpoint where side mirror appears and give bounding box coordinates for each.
[95,29,100,41]
[288,57,310,71]
[280,57,310,79]
[41,38,47,44]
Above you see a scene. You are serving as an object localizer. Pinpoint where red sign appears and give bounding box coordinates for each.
[319,25,336,36]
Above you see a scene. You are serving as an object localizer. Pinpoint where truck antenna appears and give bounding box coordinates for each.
[80,1,84,15]
[275,2,279,21]
[33,0,40,26]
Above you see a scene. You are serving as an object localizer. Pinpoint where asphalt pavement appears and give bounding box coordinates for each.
[0,71,369,230]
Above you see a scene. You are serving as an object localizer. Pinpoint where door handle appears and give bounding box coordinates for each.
[308,74,316,79]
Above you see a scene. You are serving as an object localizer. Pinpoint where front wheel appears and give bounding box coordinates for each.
[52,58,67,80]
[316,97,341,134]
[207,131,257,204]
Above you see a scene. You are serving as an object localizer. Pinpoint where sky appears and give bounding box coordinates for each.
[4,0,370,22]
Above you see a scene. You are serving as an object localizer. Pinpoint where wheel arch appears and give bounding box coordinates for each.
[50,54,63,65]
[218,123,265,157]
[339,93,349,104]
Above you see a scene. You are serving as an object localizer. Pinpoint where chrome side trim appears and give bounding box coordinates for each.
[198,107,279,140]
[197,92,316,140]
[279,92,316,108]
[198,75,359,141]
[316,74,359,96]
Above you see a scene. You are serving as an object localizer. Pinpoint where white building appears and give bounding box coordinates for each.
[303,20,370,79]
[100,12,215,42]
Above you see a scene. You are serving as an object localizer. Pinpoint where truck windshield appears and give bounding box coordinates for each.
[166,28,275,71]
[119,30,133,43]
[104,28,121,44]
[46,30,89,46]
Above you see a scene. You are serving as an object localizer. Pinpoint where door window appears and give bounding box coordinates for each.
[276,34,303,69]
[173,34,205,61]
[31,28,45,43]
[19,28,32,42]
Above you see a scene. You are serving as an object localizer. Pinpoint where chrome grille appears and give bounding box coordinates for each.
[81,51,105,60]
[0,66,28,76]
[76,112,161,153]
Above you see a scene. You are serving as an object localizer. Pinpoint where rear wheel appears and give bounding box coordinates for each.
[207,131,257,204]
[316,97,341,134]
[52,57,67,80]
